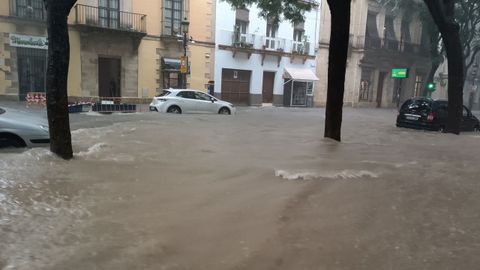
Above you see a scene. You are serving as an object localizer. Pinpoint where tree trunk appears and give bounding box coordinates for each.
[44,0,77,159]
[442,25,464,134]
[324,0,352,141]
[423,0,464,135]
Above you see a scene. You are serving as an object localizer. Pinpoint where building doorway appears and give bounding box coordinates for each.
[262,71,275,103]
[376,72,386,107]
[98,57,121,97]
[17,47,47,100]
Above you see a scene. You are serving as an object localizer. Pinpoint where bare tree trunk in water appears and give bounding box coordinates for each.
[324,0,352,141]
[43,0,77,159]
[424,0,464,134]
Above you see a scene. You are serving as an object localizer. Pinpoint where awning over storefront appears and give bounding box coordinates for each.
[161,57,181,72]
[284,67,319,81]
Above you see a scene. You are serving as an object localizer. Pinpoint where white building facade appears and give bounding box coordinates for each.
[214,1,321,106]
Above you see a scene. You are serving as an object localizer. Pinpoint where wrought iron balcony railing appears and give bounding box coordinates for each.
[264,36,286,51]
[9,0,46,21]
[74,4,146,34]
[218,30,314,56]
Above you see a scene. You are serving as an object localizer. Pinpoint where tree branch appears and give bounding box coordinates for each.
[466,45,480,70]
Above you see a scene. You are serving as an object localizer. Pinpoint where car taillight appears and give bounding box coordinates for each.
[427,112,435,122]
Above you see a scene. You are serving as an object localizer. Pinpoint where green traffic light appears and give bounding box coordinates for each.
[427,82,436,92]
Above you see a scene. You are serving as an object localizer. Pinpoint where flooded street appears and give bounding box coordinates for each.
[1,107,480,270]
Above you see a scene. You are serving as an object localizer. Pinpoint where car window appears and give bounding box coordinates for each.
[195,92,211,101]
[433,101,448,112]
[0,108,5,115]
[156,91,171,97]
[177,91,195,99]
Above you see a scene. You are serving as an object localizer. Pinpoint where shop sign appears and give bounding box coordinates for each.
[10,34,48,50]
[391,68,408,78]
[180,56,187,74]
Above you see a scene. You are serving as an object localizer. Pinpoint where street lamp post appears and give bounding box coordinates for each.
[181,18,190,89]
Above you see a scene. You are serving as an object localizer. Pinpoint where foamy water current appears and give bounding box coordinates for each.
[1,107,480,269]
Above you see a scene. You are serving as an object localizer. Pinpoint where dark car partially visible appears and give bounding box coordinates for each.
[396,98,480,132]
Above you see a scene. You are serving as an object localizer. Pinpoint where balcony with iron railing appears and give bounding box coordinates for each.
[362,35,428,56]
[217,30,315,65]
[9,0,46,22]
[231,32,256,49]
[218,30,313,55]
[74,4,147,35]
[263,36,287,51]
[292,40,311,55]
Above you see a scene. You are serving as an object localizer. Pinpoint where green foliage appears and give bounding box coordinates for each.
[222,0,317,25]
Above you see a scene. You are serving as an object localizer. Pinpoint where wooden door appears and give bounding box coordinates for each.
[262,72,275,103]
[221,69,251,105]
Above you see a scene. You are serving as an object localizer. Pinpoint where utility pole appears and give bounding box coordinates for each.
[181,18,189,89]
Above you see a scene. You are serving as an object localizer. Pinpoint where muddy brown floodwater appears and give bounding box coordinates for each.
[1,107,480,270]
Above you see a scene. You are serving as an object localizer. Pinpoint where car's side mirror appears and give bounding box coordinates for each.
[211,98,216,103]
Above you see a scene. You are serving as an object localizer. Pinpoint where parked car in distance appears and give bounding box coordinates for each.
[149,89,236,115]
[396,97,480,132]
[0,107,50,148]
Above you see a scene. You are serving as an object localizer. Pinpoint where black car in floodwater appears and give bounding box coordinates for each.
[396,98,480,132]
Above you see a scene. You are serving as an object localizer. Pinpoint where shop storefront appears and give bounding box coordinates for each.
[162,57,190,89]
[10,33,48,100]
[283,67,318,107]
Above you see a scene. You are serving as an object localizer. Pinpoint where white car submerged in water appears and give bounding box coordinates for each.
[0,107,50,148]
[149,89,236,115]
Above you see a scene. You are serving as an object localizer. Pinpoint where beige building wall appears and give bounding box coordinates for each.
[188,0,215,91]
[1,0,207,100]
[315,0,368,106]
[67,30,82,97]
[0,17,48,100]
[138,38,161,98]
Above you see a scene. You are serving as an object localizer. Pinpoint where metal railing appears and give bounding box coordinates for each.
[231,32,256,48]
[9,0,46,21]
[74,4,147,33]
[218,30,314,55]
[264,36,286,51]
[292,41,311,55]
[384,39,399,51]
[362,35,428,55]
[364,36,382,49]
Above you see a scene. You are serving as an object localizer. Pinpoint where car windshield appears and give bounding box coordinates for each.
[0,108,5,115]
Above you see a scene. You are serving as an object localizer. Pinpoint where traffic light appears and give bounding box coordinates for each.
[427,82,436,92]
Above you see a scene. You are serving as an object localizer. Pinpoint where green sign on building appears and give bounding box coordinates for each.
[392,68,409,78]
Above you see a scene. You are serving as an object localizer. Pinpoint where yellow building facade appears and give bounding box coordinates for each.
[0,0,214,101]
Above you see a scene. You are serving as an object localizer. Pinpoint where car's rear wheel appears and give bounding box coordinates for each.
[0,133,26,148]
[218,107,231,115]
[167,106,182,114]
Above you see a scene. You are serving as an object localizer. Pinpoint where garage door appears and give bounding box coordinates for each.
[221,69,251,105]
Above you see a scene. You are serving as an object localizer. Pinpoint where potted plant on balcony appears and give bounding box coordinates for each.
[233,25,242,48]
[301,35,309,55]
